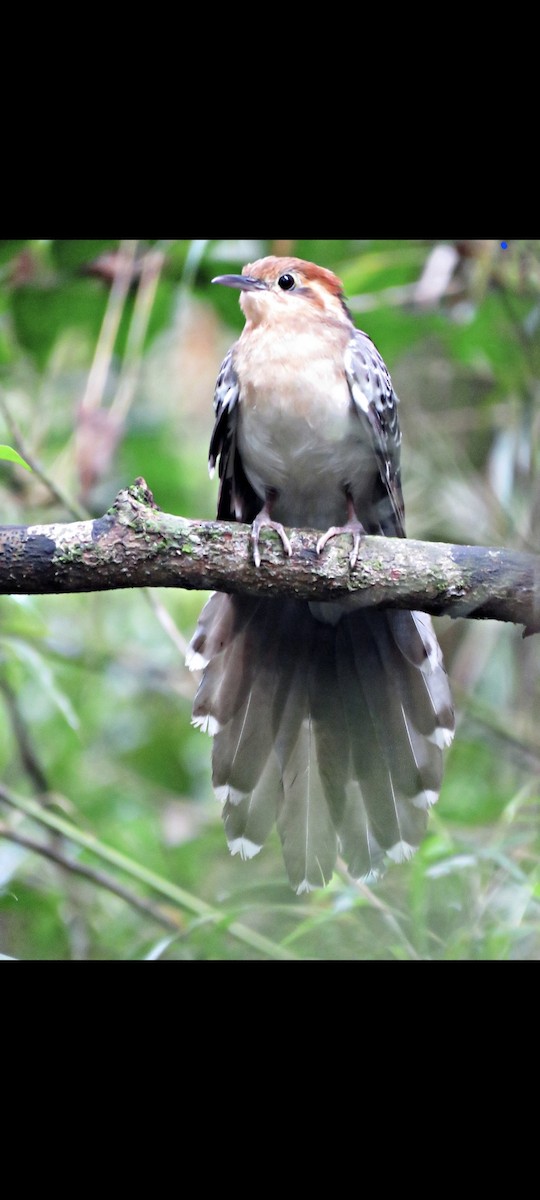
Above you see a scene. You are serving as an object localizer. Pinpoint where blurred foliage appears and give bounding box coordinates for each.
[1,237,539,960]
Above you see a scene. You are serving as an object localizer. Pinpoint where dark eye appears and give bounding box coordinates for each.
[278,273,295,291]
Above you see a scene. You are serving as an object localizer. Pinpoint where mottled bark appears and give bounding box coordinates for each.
[1,478,538,633]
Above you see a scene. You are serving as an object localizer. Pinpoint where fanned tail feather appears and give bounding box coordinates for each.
[187,595,454,891]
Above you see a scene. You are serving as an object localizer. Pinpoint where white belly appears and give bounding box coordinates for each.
[237,371,374,531]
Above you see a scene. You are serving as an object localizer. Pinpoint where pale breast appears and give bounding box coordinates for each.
[235,325,376,530]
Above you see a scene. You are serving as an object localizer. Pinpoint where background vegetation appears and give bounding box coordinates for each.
[1,237,539,961]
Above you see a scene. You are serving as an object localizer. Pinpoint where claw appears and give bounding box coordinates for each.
[316,495,366,568]
[251,504,292,568]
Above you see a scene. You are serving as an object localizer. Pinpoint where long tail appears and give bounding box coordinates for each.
[187,594,454,894]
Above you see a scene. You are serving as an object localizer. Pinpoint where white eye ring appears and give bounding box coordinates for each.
[277,273,296,291]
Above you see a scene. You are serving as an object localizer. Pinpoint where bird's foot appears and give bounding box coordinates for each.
[251,507,292,569]
[317,518,366,569]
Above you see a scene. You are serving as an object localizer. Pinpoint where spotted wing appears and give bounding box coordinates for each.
[344,328,405,537]
[208,346,260,524]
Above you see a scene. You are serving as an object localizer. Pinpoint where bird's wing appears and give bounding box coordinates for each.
[344,329,406,537]
[209,346,260,523]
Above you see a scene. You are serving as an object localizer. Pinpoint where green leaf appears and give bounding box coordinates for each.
[0,445,32,471]
[50,239,121,271]
[0,239,29,267]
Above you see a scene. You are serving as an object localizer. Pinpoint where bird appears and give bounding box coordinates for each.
[186,255,455,894]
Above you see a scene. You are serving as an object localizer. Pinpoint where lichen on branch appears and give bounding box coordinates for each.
[0,478,538,633]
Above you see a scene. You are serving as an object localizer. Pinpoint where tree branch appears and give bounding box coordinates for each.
[1,478,538,633]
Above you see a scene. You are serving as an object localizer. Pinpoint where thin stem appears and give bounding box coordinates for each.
[0,824,181,932]
[79,239,138,414]
[0,785,297,960]
[0,394,87,521]
[0,677,49,793]
[109,246,166,427]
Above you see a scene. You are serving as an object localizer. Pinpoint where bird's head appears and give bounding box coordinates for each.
[212,256,351,327]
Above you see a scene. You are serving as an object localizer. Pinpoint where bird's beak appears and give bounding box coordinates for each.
[212,274,268,292]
